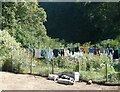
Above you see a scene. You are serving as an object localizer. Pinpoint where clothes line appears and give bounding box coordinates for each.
[29,47,120,60]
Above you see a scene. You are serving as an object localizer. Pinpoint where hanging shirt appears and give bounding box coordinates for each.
[94,48,97,55]
[64,49,69,56]
[46,49,53,61]
[74,47,79,52]
[49,50,53,60]
[105,48,109,55]
[68,48,71,53]
[84,47,89,53]
[118,48,120,57]
[53,49,60,57]
[113,49,119,59]
[100,48,104,53]
[60,49,65,56]
[29,48,35,57]
[89,48,94,53]
[97,48,100,55]
[35,49,41,59]
[41,49,45,56]
[108,48,113,55]
[80,48,84,52]
[72,48,75,55]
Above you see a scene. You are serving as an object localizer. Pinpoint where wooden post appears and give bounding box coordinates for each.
[106,64,108,82]
[29,44,32,74]
[30,57,32,74]
[52,59,54,74]
[11,46,13,72]
[11,52,13,72]
[79,59,80,73]
[30,53,32,74]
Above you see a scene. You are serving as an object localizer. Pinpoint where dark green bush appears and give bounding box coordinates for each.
[113,64,120,72]
[2,58,23,73]
[53,56,69,68]
[108,72,120,83]
[0,30,31,73]
[2,58,12,72]
[74,60,86,72]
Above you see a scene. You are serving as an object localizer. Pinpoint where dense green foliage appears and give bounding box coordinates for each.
[40,2,120,43]
[2,2,46,48]
[0,30,31,73]
[2,1,64,48]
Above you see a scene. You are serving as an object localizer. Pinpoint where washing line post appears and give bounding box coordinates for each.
[10,41,13,72]
[79,59,80,73]
[106,64,108,82]
[29,44,32,74]
[52,59,54,74]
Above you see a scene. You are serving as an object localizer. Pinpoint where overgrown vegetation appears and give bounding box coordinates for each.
[0,30,31,73]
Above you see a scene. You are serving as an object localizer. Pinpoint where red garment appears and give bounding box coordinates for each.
[94,48,97,55]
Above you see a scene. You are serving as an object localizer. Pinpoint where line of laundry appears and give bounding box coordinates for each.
[29,47,120,60]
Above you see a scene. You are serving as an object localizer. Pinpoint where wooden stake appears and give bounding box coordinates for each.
[52,59,54,74]
[106,64,108,82]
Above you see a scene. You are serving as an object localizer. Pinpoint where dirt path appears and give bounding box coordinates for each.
[0,72,119,90]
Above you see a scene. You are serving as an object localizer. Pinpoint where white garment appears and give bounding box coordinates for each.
[35,49,41,58]
[64,50,69,56]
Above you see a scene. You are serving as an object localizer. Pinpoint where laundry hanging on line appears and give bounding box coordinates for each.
[89,48,94,53]
[113,49,119,59]
[46,49,53,61]
[35,49,41,59]
[84,47,89,53]
[29,46,119,61]
[41,49,45,56]
[118,48,120,57]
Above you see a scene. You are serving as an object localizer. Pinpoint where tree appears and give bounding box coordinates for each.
[2,1,47,48]
[40,2,120,43]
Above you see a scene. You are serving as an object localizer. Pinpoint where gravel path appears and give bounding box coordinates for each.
[0,72,119,90]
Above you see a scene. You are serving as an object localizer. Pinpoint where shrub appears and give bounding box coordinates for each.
[80,71,106,82]
[53,56,70,68]
[113,63,120,72]
[108,72,120,83]
[2,58,12,72]
[0,30,31,73]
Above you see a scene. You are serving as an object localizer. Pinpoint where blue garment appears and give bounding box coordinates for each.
[46,50,49,60]
[118,48,120,57]
[49,51,53,60]
[46,49,53,61]
[41,49,45,56]
[89,48,94,53]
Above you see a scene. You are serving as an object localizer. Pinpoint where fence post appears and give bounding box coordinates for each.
[29,44,32,74]
[79,59,80,73]
[30,57,32,74]
[11,46,13,72]
[106,64,108,82]
[52,59,54,74]
[11,51,13,72]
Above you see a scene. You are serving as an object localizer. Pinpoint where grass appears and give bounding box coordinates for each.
[0,60,3,71]
[80,71,106,82]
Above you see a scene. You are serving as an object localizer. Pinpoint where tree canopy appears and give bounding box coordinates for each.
[40,2,120,44]
[2,1,47,48]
